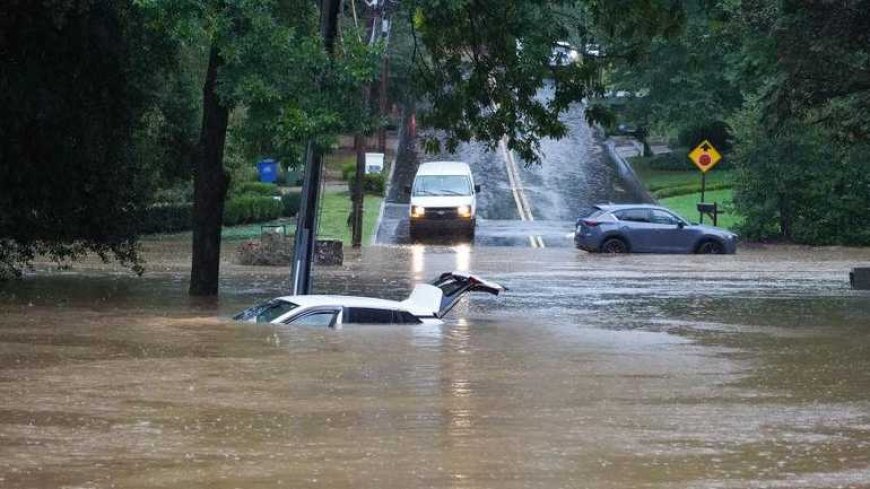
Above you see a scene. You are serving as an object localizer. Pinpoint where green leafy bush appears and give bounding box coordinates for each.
[653,181,732,199]
[138,203,193,234]
[275,167,303,186]
[229,181,280,198]
[341,162,357,181]
[281,191,302,217]
[151,182,194,204]
[347,173,385,195]
[223,196,283,226]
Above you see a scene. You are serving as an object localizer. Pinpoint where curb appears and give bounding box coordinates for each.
[604,139,656,204]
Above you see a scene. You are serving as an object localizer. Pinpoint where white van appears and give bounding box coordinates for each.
[408,161,479,240]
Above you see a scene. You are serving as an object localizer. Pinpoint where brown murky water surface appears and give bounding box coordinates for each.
[2,243,870,488]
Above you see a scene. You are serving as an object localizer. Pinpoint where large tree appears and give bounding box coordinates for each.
[0,0,173,278]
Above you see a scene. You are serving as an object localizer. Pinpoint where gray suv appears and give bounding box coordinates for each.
[574,204,738,254]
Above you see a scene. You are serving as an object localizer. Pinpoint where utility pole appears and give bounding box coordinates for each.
[291,0,341,295]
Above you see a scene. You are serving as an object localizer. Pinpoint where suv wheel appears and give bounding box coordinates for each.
[696,240,724,254]
[600,237,628,254]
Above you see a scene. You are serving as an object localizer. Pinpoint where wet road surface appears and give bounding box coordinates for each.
[377,95,644,247]
[2,244,870,488]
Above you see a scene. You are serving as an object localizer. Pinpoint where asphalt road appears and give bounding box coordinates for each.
[376,94,647,248]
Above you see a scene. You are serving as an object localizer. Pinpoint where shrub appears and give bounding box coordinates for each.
[653,182,732,199]
[341,162,357,181]
[644,150,692,171]
[281,167,303,186]
[138,203,193,234]
[347,173,385,195]
[281,191,302,217]
[223,196,283,226]
[152,182,193,204]
[229,181,280,198]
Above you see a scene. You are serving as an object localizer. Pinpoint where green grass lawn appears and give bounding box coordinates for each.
[628,155,741,230]
[317,190,383,244]
[659,188,741,230]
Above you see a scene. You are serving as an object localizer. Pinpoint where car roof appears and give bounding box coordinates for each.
[273,295,405,310]
[594,203,670,212]
[416,161,472,176]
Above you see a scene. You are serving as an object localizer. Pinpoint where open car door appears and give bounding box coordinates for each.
[401,271,506,319]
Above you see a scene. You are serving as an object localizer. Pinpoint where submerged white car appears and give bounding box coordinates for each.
[234,272,506,327]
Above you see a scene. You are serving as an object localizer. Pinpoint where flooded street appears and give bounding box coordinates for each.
[2,244,870,488]
[377,95,644,247]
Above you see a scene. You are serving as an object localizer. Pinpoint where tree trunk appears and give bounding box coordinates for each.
[189,43,230,296]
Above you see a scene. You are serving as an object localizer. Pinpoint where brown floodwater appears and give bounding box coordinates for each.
[2,243,870,488]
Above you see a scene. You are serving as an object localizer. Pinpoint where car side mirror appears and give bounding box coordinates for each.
[474,184,481,193]
[404,185,411,194]
[677,221,685,229]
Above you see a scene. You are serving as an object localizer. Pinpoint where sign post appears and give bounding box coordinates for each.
[688,140,722,223]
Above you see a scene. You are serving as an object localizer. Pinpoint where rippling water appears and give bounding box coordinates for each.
[1,244,869,488]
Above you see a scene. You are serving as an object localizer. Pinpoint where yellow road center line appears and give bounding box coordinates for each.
[499,137,545,248]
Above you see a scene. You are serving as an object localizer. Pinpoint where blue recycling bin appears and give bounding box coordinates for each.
[257,159,279,183]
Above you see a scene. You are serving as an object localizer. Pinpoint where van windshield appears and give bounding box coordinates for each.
[413,175,472,196]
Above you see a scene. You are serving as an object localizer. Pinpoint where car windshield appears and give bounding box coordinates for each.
[233,299,299,323]
[413,175,472,196]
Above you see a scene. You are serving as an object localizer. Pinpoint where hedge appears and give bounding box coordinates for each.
[347,173,385,195]
[229,181,280,198]
[139,196,283,234]
[137,203,193,234]
[223,195,283,226]
[653,181,733,199]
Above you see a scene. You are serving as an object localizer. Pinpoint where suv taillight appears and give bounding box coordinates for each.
[582,220,601,227]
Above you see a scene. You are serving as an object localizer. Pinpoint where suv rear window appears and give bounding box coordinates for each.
[614,209,650,223]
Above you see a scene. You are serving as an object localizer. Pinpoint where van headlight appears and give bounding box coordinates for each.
[457,205,472,218]
[411,205,426,218]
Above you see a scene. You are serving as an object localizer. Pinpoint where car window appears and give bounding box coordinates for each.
[288,311,338,327]
[413,175,472,196]
[650,209,680,225]
[393,310,422,324]
[614,209,650,223]
[345,307,394,324]
[233,299,299,323]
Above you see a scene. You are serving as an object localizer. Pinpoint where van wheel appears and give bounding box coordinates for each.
[600,237,628,254]
[696,239,724,254]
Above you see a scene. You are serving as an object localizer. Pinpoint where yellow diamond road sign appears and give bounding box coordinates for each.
[688,140,722,173]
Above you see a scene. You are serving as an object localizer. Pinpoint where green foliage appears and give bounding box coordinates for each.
[223,196,283,226]
[653,182,732,199]
[610,0,870,245]
[229,182,280,198]
[341,162,357,181]
[138,194,285,234]
[641,151,693,171]
[0,0,171,277]
[730,102,870,245]
[152,182,195,204]
[409,0,685,163]
[347,173,385,196]
[281,192,302,217]
[138,203,194,235]
[677,121,733,154]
